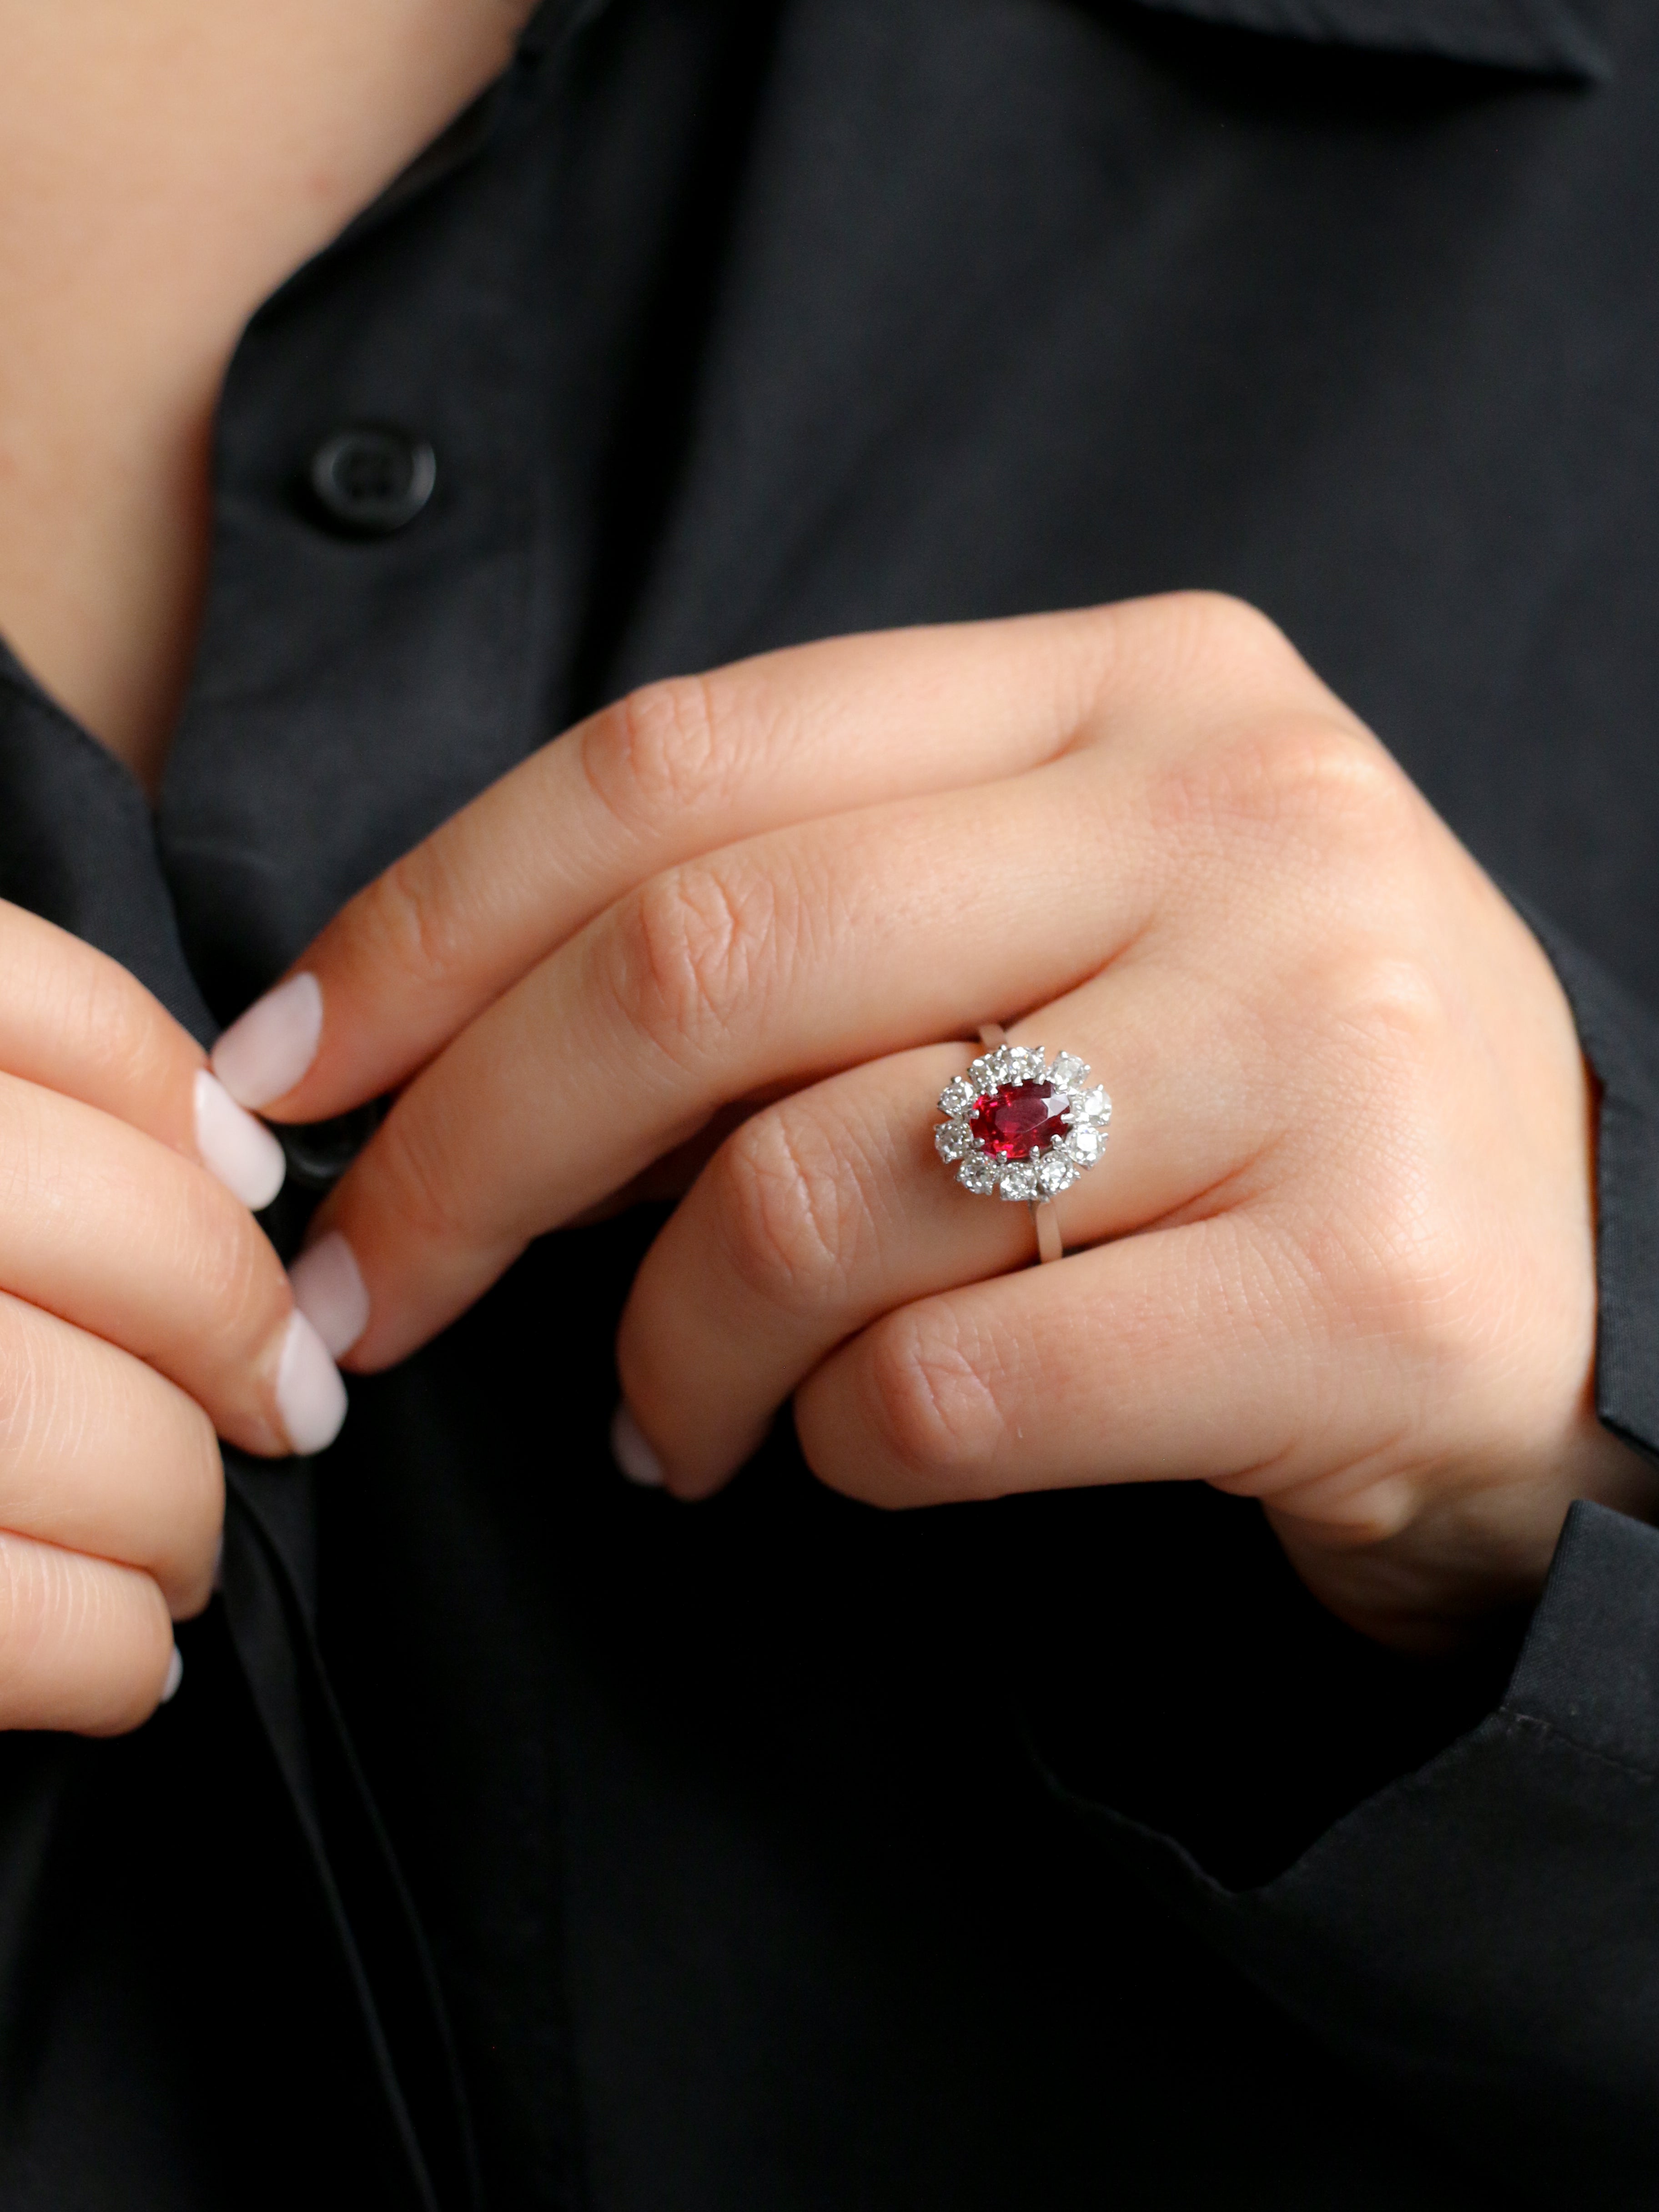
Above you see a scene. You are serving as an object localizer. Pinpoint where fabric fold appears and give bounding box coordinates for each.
[1036,914,1659,2202]
[0,664,479,2212]
[1125,0,1609,77]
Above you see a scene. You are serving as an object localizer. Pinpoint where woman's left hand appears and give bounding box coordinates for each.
[213,597,1654,1650]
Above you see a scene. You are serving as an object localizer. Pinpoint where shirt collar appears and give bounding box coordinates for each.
[1108,0,1607,79]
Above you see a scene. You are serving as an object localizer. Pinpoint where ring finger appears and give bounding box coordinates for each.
[312,744,1180,1369]
[616,949,1282,1497]
[0,1290,223,1617]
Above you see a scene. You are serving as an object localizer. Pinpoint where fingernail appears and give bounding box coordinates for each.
[193,1069,287,1210]
[161,1646,184,1704]
[212,973,323,1110]
[611,1402,664,1487]
[275,1310,349,1455]
[290,1232,370,1359]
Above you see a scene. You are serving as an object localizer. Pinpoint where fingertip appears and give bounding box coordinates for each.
[610,1402,665,1488]
[193,1069,287,1210]
[274,1311,349,1456]
[212,973,323,1111]
[290,1232,370,1359]
[159,1645,184,1704]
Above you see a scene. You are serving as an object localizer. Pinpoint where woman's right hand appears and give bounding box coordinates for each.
[0,900,344,1734]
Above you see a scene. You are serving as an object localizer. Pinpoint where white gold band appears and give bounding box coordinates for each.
[976,1024,1069,1265]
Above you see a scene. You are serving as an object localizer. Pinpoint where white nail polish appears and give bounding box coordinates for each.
[211,972,323,1110]
[193,1069,287,1211]
[275,1310,348,1456]
[611,1402,665,1487]
[290,1232,371,1359]
[161,1646,184,1703]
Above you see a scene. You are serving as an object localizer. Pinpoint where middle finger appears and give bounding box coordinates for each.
[315,747,1170,1367]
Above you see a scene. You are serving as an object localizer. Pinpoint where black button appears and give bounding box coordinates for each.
[307,425,437,535]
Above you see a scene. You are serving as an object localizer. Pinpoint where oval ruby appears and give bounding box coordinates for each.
[967,1081,1070,1161]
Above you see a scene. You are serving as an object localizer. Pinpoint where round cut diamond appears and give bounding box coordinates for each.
[1036,1151,1077,1195]
[942,1046,1108,1202]
[935,1118,974,1162]
[968,1080,1071,1162]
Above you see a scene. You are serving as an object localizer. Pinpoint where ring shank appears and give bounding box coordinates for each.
[976,1023,1065,1265]
[1033,1203,1063,1264]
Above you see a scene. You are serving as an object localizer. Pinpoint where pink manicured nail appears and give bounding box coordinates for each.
[193,1069,287,1210]
[275,1310,348,1455]
[290,1232,370,1359]
[611,1403,665,1487]
[161,1647,184,1704]
[212,973,323,1109]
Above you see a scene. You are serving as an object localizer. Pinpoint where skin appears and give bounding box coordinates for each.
[0,0,533,788]
[0,9,1646,1729]
[255,599,1656,1654]
[0,905,310,1729]
[0,1,532,1726]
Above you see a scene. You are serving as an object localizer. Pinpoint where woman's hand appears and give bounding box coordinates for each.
[219,596,1654,1649]
[0,903,344,1731]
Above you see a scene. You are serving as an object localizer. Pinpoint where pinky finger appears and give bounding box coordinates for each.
[0,1532,176,1735]
[794,1214,1318,1512]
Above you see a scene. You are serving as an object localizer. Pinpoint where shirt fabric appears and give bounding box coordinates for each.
[2,0,1659,2204]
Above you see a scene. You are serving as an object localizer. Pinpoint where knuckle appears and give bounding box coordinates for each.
[581,673,730,834]
[0,1302,224,1615]
[0,1078,60,1222]
[352,832,479,996]
[170,1174,285,1350]
[1181,588,1294,658]
[863,1303,1005,1493]
[1297,1150,1489,1380]
[1367,1237,1497,1386]
[0,1535,65,1682]
[606,858,785,1065]
[58,941,182,1103]
[1234,716,1389,827]
[0,1302,61,1470]
[714,1106,865,1312]
[1332,949,1451,1071]
[363,1093,476,1253]
[1143,589,1303,687]
[1153,713,1404,855]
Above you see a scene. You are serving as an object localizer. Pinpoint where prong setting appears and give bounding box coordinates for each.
[935,1045,1110,1204]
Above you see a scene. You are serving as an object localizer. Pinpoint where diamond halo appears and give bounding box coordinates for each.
[934,1043,1111,1204]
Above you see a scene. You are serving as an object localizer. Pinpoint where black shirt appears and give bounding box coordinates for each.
[3,1,1659,2205]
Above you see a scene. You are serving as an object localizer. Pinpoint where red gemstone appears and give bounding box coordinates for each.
[967,1081,1070,1161]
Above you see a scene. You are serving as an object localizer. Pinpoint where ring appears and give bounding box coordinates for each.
[934,1024,1110,1263]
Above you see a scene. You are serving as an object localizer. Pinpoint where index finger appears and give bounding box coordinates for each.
[212,597,1327,1124]
[0,901,285,1212]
